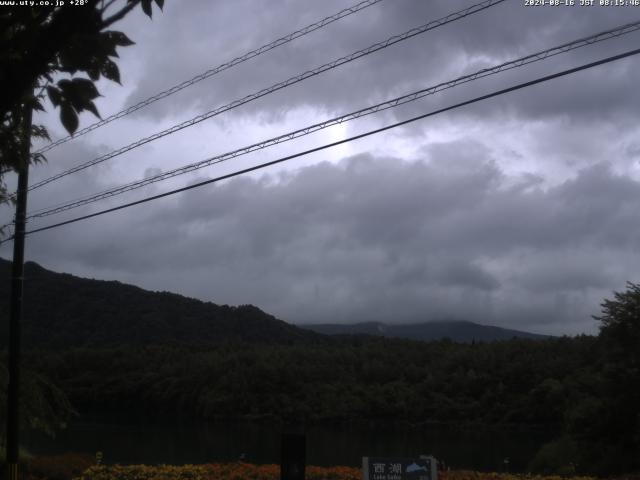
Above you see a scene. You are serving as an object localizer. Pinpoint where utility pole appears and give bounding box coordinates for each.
[5,103,32,480]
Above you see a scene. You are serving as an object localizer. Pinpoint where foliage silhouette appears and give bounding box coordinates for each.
[0,0,163,209]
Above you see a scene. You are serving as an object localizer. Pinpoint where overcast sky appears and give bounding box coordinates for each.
[2,0,640,335]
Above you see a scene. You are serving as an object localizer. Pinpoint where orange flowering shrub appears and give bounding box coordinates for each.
[205,463,361,480]
[75,464,210,480]
[305,465,361,480]
[74,463,601,480]
[74,463,361,480]
[206,462,279,480]
[440,472,597,480]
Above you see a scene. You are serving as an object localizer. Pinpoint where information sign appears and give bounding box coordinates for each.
[362,456,437,480]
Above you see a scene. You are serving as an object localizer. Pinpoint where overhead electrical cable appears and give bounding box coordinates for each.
[22,20,640,220]
[20,0,506,195]
[33,0,385,155]
[2,46,635,244]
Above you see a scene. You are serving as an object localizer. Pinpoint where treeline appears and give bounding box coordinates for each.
[4,328,637,474]
[23,336,595,426]
[19,324,640,474]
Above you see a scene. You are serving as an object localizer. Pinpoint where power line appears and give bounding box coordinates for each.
[23,19,640,220]
[7,46,638,243]
[21,0,506,195]
[33,0,385,156]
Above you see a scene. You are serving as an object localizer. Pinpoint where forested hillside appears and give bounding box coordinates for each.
[0,259,320,348]
[1,259,638,474]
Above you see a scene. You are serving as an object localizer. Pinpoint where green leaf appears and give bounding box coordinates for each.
[58,78,101,113]
[58,44,85,73]
[46,86,61,107]
[60,102,78,135]
[105,31,135,47]
[31,124,51,141]
[84,100,101,119]
[32,98,45,112]
[87,64,100,81]
[98,31,119,58]
[57,79,72,89]
[141,0,153,18]
[101,58,121,84]
[31,152,48,165]
[54,78,102,120]
[70,78,100,99]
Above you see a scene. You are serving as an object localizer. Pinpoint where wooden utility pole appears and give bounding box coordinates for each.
[5,104,32,480]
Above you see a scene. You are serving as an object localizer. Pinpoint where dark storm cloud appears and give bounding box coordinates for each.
[121,0,640,126]
[514,252,615,293]
[14,148,640,335]
[3,1,639,340]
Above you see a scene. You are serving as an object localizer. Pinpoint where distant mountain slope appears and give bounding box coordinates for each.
[0,258,320,348]
[301,320,549,342]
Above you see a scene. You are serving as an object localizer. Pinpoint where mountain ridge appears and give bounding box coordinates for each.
[1,257,548,347]
[299,320,549,342]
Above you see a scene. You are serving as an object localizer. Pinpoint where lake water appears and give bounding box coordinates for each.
[23,416,553,472]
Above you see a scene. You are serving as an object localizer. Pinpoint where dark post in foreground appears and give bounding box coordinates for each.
[5,105,32,480]
[281,432,306,480]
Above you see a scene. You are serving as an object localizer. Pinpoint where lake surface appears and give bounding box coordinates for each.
[23,416,553,472]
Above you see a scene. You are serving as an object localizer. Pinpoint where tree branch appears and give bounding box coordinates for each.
[101,0,120,15]
[102,0,140,28]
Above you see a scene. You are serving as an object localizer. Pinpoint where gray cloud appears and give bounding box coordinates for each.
[3,0,639,339]
[6,149,639,336]
[119,0,640,127]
